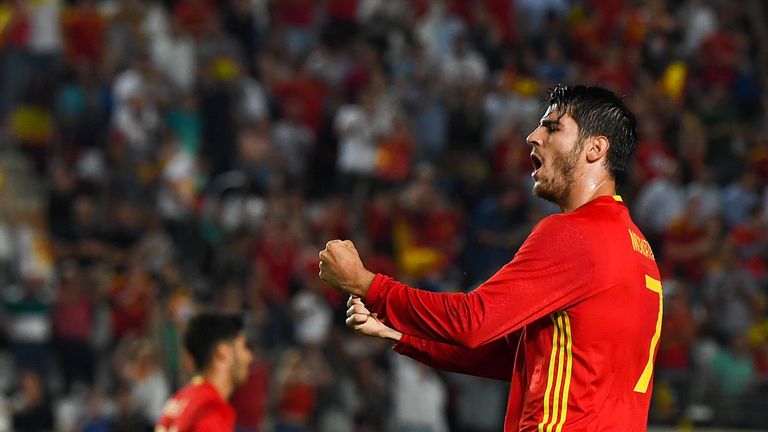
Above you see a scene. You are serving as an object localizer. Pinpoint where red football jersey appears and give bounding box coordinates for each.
[155,377,235,432]
[364,195,663,431]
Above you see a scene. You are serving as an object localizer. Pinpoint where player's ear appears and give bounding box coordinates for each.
[585,135,609,163]
[214,342,232,363]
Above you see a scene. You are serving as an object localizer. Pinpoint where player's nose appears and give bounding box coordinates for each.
[526,127,543,148]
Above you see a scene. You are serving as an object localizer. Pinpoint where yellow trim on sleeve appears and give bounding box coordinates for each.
[612,195,623,201]
[539,314,562,432]
[547,314,567,432]
[539,312,574,432]
[554,312,573,432]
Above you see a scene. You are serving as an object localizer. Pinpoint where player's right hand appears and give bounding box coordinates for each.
[346,296,402,342]
[319,240,375,297]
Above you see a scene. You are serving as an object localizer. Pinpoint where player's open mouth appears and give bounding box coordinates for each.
[531,153,543,176]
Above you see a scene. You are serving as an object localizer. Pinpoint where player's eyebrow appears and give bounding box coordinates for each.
[540,119,561,128]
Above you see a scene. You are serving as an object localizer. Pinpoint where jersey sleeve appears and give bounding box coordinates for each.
[392,332,518,381]
[365,215,595,348]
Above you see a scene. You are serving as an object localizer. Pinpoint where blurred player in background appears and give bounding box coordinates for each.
[320,84,663,431]
[155,312,253,432]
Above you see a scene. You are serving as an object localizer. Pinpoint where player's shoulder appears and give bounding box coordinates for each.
[160,381,232,430]
[527,213,590,251]
[533,213,583,236]
[173,380,221,405]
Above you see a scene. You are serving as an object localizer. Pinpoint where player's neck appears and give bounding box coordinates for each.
[559,175,616,213]
[204,370,234,400]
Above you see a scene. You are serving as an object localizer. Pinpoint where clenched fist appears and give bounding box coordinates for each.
[318,240,376,297]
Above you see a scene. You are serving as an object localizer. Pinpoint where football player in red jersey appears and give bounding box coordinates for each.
[156,313,253,432]
[320,85,663,431]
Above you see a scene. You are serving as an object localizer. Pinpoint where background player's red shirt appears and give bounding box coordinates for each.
[155,377,235,432]
[364,195,662,431]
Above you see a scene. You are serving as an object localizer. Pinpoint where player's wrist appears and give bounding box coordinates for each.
[349,269,376,297]
[382,327,402,342]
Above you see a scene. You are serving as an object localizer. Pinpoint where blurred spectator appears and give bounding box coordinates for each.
[414,0,465,63]
[709,333,758,397]
[76,389,115,432]
[107,259,156,342]
[702,251,766,344]
[114,337,170,425]
[441,32,487,87]
[61,0,105,67]
[722,170,761,228]
[516,0,568,40]
[222,0,259,73]
[678,0,718,56]
[111,53,163,161]
[102,0,146,76]
[727,204,768,282]
[338,354,390,431]
[273,0,317,60]
[375,114,415,184]
[0,1,32,115]
[657,280,698,373]
[292,278,333,347]
[634,160,686,248]
[173,0,212,40]
[10,369,54,432]
[393,167,461,282]
[391,354,448,432]
[52,260,95,393]
[660,195,718,283]
[150,17,196,92]
[335,85,393,187]
[3,274,53,379]
[634,116,675,182]
[686,166,722,225]
[274,348,331,432]
[272,100,315,186]
[112,381,151,432]
[463,182,530,283]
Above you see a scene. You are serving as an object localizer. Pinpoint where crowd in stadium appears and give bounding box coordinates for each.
[0,0,767,430]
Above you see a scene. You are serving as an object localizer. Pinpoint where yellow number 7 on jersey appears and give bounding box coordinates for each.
[634,275,663,393]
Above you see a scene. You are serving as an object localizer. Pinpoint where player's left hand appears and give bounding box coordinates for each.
[346,296,402,341]
[319,239,376,297]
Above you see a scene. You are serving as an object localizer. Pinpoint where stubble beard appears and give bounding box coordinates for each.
[532,141,582,204]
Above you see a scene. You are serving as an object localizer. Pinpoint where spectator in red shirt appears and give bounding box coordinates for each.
[656,280,697,372]
[633,116,675,181]
[61,0,105,66]
[173,0,213,39]
[727,204,767,283]
[661,195,717,283]
[156,313,254,432]
[52,261,95,393]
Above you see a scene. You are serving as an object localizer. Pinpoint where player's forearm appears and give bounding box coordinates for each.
[393,333,514,381]
[364,274,503,348]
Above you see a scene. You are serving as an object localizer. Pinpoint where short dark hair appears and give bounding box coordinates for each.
[548,85,638,182]
[184,313,244,371]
